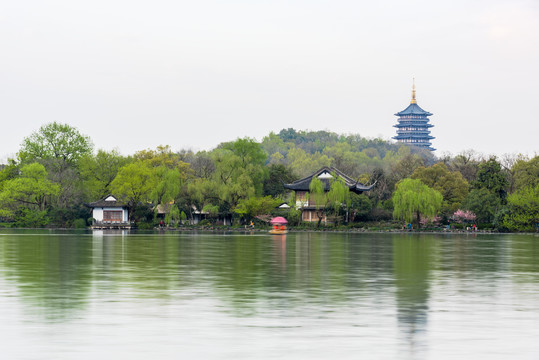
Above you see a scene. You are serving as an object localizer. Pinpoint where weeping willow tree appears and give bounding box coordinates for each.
[309,173,351,226]
[327,176,351,225]
[393,178,443,229]
[309,177,327,226]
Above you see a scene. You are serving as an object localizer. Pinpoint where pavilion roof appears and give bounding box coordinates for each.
[86,194,128,208]
[284,166,374,194]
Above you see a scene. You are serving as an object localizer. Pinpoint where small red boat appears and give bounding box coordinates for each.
[269,217,288,234]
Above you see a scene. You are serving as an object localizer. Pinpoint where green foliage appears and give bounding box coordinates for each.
[131,203,154,224]
[110,162,154,213]
[201,204,220,223]
[309,177,326,208]
[287,148,331,178]
[73,218,87,229]
[350,193,373,221]
[234,196,281,219]
[18,122,93,166]
[0,160,19,187]
[462,188,501,224]
[47,206,91,228]
[473,156,509,201]
[391,152,425,182]
[392,179,443,228]
[327,176,351,218]
[0,125,534,231]
[512,156,539,192]
[13,208,49,228]
[79,149,131,200]
[165,205,181,226]
[263,164,296,197]
[211,138,268,210]
[0,163,60,217]
[411,163,469,214]
[261,132,290,159]
[502,185,539,232]
[308,177,327,226]
[307,173,352,225]
[448,150,482,183]
[150,166,185,205]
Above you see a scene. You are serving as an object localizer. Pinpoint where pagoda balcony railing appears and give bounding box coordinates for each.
[395,121,432,125]
[395,135,434,139]
[396,129,430,133]
[397,140,432,145]
[398,115,430,119]
[394,133,435,138]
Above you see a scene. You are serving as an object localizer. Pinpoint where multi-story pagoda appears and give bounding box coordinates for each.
[393,82,435,151]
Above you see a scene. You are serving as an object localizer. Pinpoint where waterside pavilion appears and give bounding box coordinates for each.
[284,167,374,223]
[87,195,132,229]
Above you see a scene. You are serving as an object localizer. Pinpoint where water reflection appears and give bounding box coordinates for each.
[1,231,539,359]
[1,232,93,321]
[392,235,433,353]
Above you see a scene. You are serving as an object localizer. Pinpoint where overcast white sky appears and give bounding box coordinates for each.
[1,0,538,162]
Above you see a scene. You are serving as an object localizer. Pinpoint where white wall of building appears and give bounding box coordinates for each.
[92,207,128,222]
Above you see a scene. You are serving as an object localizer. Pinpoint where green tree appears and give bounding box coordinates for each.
[306,174,351,226]
[350,193,374,221]
[309,176,327,226]
[135,145,188,170]
[391,153,425,183]
[150,166,186,218]
[263,164,296,197]
[392,178,443,229]
[16,122,94,217]
[462,188,501,224]
[234,196,281,220]
[448,150,482,183]
[473,156,509,201]
[326,175,351,224]
[18,122,93,166]
[411,163,469,214]
[185,151,215,179]
[211,138,268,212]
[0,159,19,187]
[502,185,539,232]
[110,162,155,218]
[261,132,290,158]
[0,163,60,217]
[79,149,131,200]
[512,156,539,192]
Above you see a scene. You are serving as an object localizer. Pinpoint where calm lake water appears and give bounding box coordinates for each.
[1,230,538,359]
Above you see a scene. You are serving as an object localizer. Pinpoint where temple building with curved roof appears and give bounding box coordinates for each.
[393,81,435,151]
[284,167,374,223]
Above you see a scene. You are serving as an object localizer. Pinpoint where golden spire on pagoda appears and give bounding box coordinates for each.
[411,78,417,104]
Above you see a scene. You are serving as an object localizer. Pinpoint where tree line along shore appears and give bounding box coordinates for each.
[0,122,537,232]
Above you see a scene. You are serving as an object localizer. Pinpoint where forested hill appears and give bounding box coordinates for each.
[258,128,434,178]
[1,122,536,231]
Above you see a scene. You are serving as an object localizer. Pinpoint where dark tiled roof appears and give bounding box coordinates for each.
[86,195,128,208]
[395,103,433,116]
[284,167,374,194]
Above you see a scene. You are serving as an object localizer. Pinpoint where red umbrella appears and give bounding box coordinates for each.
[270,217,288,224]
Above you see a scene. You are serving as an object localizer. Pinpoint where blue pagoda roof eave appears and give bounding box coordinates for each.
[393,135,435,140]
[394,103,433,116]
[393,123,434,128]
